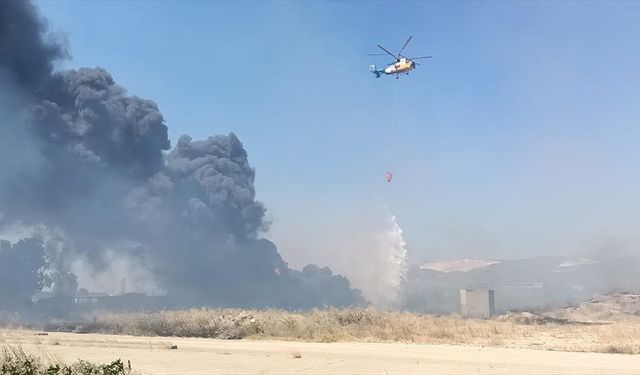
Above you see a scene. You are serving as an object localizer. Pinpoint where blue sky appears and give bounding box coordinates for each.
[37,1,640,268]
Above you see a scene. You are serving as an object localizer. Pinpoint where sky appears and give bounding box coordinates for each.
[35,0,640,270]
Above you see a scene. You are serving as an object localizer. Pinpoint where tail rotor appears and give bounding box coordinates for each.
[369,64,381,78]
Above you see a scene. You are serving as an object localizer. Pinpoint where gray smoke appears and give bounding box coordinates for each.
[0,0,364,309]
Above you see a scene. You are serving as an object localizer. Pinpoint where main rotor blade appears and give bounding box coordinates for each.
[397,36,413,57]
[377,44,399,61]
[367,53,388,56]
[409,56,432,59]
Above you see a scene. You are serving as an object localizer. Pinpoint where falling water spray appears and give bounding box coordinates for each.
[369,211,409,308]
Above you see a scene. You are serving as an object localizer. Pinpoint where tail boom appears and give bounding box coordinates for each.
[369,64,382,78]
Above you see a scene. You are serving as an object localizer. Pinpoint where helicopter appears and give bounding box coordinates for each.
[368,36,431,79]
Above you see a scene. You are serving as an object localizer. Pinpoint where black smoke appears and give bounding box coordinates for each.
[0,0,364,309]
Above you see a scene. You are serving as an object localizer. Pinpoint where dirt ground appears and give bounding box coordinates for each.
[3,330,640,375]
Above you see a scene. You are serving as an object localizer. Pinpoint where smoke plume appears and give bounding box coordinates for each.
[0,1,364,309]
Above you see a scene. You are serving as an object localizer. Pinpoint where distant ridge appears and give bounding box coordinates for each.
[419,258,501,273]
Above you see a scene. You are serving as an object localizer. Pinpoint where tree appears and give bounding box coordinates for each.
[0,237,51,310]
[51,270,78,296]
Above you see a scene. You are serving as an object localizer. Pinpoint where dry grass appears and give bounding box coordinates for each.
[73,308,640,354]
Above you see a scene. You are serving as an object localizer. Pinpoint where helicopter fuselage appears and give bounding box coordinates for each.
[383,58,415,75]
[370,58,416,78]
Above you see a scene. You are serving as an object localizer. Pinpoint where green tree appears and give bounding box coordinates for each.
[0,237,51,310]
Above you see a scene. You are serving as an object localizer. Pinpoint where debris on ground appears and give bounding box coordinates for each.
[495,311,571,325]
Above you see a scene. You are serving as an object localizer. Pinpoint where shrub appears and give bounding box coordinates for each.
[0,347,134,375]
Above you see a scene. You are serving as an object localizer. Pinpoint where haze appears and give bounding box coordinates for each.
[35,1,640,270]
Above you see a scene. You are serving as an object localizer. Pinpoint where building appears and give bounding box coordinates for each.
[460,288,495,318]
[73,290,109,306]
